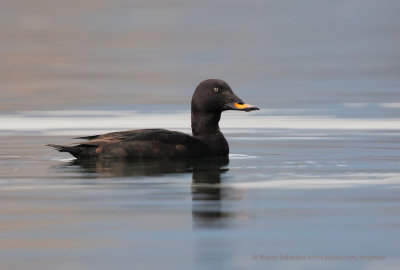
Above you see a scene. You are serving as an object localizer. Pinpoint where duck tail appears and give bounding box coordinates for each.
[46,144,82,158]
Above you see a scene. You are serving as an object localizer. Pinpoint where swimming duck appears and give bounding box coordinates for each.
[48,79,259,159]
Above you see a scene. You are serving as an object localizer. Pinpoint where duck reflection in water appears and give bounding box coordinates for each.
[69,157,233,228]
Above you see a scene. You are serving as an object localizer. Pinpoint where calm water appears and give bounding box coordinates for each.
[1,1,400,270]
[1,113,399,270]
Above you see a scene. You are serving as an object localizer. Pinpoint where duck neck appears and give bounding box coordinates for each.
[191,108,229,156]
[191,109,221,137]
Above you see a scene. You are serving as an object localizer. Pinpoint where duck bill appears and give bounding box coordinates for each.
[225,102,260,112]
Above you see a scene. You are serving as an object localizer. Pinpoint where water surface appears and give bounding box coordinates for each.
[1,0,400,269]
[1,112,399,270]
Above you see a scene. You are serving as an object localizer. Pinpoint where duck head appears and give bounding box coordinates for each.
[191,79,260,113]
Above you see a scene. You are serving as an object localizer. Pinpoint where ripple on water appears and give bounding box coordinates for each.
[229,154,260,160]
[51,157,76,162]
[220,173,400,190]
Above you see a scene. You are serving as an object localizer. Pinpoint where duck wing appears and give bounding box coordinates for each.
[48,129,209,159]
[74,128,165,141]
[73,129,165,146]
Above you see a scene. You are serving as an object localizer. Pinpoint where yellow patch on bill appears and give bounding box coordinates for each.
[234,103,252,109]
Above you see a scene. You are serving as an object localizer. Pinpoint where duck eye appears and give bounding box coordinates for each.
[213,87,219,93]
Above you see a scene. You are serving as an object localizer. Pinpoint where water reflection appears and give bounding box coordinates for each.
[71,158,194,176]
[69,157,232,228]
[191,158,233,229]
